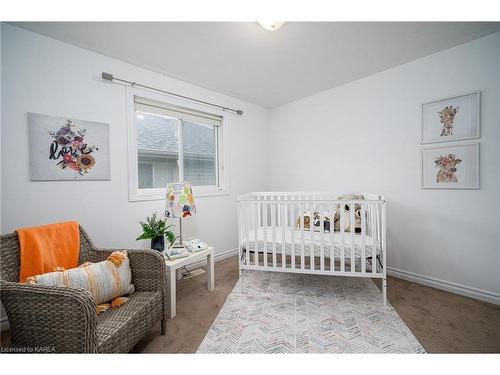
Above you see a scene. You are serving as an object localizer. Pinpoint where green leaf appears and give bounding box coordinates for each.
[165,231,175,247]
[137,211,173,241]
[136,233,154,241]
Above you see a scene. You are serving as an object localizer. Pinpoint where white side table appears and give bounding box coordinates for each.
[163,247,215,318]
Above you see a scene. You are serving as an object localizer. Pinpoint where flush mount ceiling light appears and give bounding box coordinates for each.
[257,21,286,31]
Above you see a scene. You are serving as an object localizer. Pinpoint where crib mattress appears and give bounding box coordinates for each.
[242,226,381,259]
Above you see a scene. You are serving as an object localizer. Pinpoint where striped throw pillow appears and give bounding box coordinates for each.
[26,251,135,313]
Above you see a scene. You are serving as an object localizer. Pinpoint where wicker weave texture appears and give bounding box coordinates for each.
[0,226,167,353]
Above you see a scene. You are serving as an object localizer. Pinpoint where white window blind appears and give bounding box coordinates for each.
[134,96,223,127]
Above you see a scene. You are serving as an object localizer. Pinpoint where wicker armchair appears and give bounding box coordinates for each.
[0,226,167,353]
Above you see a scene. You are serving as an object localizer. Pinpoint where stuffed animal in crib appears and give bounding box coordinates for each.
[295,194,365,233]
[296,211,331,232]
[333,194,364,233]
[312,211,331,232]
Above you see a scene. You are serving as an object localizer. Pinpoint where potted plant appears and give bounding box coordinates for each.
[136,213,176,251]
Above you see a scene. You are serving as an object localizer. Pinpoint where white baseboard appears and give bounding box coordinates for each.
[0,248,239,333]
[387,267,500,305]
[215,248,239,262]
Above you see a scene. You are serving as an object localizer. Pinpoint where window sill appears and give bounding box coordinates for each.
[129,187,229,202]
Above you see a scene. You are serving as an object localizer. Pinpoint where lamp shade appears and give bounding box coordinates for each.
[165,182,196,219]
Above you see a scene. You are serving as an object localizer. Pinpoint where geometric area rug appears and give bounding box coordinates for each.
[197,270,426,353]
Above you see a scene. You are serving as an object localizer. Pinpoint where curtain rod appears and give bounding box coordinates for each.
[101,72,243,116]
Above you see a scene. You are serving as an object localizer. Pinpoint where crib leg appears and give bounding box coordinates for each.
[382,277,387,306]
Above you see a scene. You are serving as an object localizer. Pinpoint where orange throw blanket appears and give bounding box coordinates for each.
[17,221,80,283]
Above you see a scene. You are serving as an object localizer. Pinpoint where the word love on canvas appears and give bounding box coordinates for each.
[28,113,110,181]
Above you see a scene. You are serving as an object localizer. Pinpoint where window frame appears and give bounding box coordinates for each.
[127,87,229,202]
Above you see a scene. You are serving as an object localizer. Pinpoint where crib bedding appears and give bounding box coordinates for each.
[242,226,381,259]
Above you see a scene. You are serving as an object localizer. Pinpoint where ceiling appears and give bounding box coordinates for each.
[12,22,500,108]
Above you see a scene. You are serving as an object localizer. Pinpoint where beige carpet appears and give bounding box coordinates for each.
[2,255,499,353]
[132,256,500,353]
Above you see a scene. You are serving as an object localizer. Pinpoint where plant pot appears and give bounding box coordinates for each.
[151,236,165,251]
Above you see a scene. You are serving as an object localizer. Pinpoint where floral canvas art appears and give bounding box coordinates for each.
[28,113,110,180]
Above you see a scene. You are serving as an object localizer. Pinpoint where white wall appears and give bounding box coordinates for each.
[268,32,500,303]
[1,23,269,254]
[1,24,499,332]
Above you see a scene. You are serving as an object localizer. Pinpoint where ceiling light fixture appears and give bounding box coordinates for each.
[257,21,286,31]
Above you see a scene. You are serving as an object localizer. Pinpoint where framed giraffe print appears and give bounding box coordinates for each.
[421,143,479,189]
[421,91,480,144]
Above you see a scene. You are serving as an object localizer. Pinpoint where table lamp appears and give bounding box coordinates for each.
[165,182,196,248]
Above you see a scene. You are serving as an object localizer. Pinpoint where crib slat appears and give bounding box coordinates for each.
[263,203,268,268]
[257,197,261,230]
[361,204,367,274]
[371,204,377,274]
[248,203,252,266]
[291,204,296,270]
[249,202,254,266]
[382,201,387,304]
[310,203,314,270]
[282,203,287,269]
[300,204,305,270]
[238,203,243,270]
[256,196,261,267]
[271,203,277,268]
[350,203,355,273]
[320,205,325,271]
[277,196,281,226]
[376,203,381,244]
[376,203,380,274]
[340,204,345,273]
[252,202,258,266]
[245,203,250,266]
[330,204,335,272]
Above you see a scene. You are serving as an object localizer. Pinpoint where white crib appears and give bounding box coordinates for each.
[237,192,387,305]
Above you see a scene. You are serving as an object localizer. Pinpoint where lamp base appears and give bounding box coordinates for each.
[172,217,184,248]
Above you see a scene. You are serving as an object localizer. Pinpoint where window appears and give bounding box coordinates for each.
[183,121,217,186]
[136,113,179,188]
[129,94,226,201]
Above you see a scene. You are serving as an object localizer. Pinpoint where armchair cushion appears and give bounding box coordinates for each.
[88,248,167,293]
[26,251,135,310]
[96,290,163,353]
